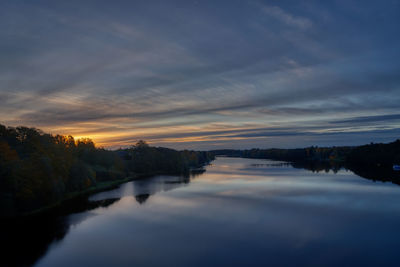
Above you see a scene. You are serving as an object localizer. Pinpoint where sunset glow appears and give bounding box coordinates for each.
[1,1,399,149]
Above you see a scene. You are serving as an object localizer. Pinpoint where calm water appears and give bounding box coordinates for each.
[16,157,400,266]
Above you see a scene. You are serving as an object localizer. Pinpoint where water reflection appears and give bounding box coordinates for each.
[1,197,120,267]
[4,157,400,267]
[289,161,400,184]
[89,174,193,204]
[1,173,198,267]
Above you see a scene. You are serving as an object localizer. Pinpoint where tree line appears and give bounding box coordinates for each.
[210,146,353,163]
[0,124,214,217]
[211,140,400,167]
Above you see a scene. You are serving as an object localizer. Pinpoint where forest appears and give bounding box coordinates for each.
[210,146,352,162]
[0,124,214,217]
[211,140,400,166]
[211,140,400,181]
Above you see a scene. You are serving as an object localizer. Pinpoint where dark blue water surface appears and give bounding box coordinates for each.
[33,157,400,266]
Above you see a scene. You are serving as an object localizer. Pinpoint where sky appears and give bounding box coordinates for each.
[0,0,399,150]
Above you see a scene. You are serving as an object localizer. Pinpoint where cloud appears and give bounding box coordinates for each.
[333,114,400,124]
[0,1,399,149]
[261,5,312,30]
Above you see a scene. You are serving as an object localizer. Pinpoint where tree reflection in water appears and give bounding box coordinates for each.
[1,172,200,267]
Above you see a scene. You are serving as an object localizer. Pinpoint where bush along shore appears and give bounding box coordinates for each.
[0,124,214,218]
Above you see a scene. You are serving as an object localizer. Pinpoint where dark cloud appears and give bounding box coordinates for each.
[333,114,400,124]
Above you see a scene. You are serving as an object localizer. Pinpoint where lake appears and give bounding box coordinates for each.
[7,157,400,266]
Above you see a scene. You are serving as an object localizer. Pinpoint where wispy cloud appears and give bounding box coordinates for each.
[261,5,312,30]
[0,1,399,149]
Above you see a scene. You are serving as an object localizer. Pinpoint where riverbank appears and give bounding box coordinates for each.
[19,176,135,218]
[211,139,400,175]
[5,166,210,219]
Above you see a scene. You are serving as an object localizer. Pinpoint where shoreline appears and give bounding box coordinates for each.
[3,166,210,220]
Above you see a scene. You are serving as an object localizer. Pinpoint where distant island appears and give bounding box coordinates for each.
[1,123,399,217]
